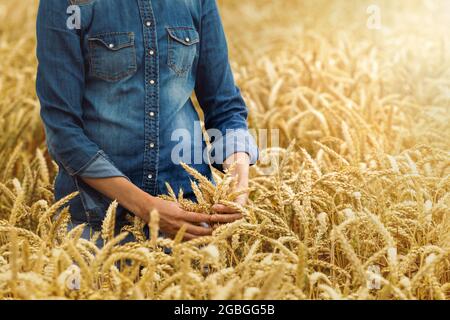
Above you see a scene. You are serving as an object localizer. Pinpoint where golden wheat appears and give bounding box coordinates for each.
[0,0,449,300]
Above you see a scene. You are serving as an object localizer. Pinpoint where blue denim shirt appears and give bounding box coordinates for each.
[36,0,258,229]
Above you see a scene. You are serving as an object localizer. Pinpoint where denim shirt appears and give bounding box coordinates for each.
[36,0,258,228]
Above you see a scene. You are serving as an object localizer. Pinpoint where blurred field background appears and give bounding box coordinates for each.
[0,0,448,299]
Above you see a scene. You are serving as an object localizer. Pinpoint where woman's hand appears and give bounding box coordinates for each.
[143,197,243,241]
[82,176,243,241]
[212,152,250,214]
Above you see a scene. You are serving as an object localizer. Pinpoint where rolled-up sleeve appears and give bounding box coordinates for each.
[195,0,258,170]
[36,0,126,180]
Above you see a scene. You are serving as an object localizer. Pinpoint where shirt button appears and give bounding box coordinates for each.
[108,43,115,48]
[148,174,153,179]
[149,49,155,55]
[185,37,190,43]
[145,21,152,27]
[149,80,155,85]
[149,111,155,117]
[149,143,155,148]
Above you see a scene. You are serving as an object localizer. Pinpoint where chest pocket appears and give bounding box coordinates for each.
[167,27,199,76]
[88,32,137,82]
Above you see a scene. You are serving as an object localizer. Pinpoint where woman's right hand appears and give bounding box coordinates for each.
[81,176,241,241]
[144,197,243,241]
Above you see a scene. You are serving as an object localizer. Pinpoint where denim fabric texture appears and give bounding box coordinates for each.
[36,0,258,229]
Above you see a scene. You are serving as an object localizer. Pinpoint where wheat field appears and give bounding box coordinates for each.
[0,0,449,300]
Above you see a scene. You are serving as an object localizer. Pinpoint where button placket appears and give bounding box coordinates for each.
[138,0,159,191]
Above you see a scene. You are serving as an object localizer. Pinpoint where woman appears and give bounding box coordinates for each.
[36,0,258,241]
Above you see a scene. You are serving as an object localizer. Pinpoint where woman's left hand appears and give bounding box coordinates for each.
[212,152,250,214]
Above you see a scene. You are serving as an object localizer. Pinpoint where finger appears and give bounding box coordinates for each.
[182,222,213,236]
[183,211,213,223]
[183,233,201,241]
[210,213,243,224]
[212,204,239,214]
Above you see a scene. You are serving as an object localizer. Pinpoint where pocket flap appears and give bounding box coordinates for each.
[88,32,135,51]
[167,27,199,46]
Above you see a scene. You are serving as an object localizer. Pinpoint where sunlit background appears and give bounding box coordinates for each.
[0,0,448,300]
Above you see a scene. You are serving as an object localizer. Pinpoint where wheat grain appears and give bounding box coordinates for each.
[0,0,448,300]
